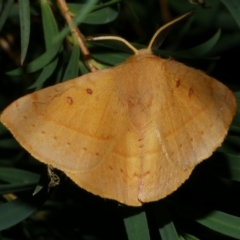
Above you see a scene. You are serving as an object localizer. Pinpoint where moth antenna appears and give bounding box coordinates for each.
[147,10,194,51]
[86,35,139,54]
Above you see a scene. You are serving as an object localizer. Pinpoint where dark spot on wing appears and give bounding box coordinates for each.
[142,171,150,177]
[133,172,140,178]
[176,80,180,87]
[87,88,93,94]
[67,96,73,105]
[189,88,194,97]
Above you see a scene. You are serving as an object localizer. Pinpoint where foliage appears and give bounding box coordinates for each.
[0,0,240,239]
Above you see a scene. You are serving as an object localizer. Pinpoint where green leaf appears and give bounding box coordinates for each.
[91,51,129,66]
[123,209,151,240]
[196,211,240,239]
[0,138,20,149]
[0,167,40,194]
[55,60,66,83]
[234,90,240,98]
[91,0,122,10]
[180,232,200,240]
[7,1,60,77]
[54,0,98,43]
[208,152,240,182]
[62,43,80,81]
[0,183,37,195]
[219,135,240,155]
[0,0,14,32]
[28,0,60,89]
[221,0,240,29]
[153,201,179,240]
[170,201,240,239]
[0,167,39,183]
[0,122,8,134]
[84,7,118,24]
[18,0,30,64]
[176,29,221,57]
[79,60,89,75]
[28,58,59,89]
[68,3,118,24]
[41,0,59,50]
[232,109,240,127]
[0,187,48,231]
[6,42,62,76]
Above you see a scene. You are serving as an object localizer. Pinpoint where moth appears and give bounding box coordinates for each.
[1,13,236,206]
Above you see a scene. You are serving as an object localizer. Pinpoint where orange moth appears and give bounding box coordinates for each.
[0,13,237,206]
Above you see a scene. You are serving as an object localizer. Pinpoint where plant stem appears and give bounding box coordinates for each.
[57,0,97,72]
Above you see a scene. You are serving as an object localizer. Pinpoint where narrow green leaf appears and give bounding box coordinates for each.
[208,152,240,181]
[92,0,122,10]
[170,201,240,239]
[71,0,98,25]
[85,7,118,24]
[55,61,66,83]
[0,187,48,231]
[225,155,240,181]
[232,108,240,127]
[91,51,129,66]
[196,211,240,239]
[230,125,240,134]
[234,90,240,98]
[7,1,60,77]
[62,43,80,81]
[123,209,151,240]
[0,183,37,195]
[236,98,240,107]
[68,3,118,24]
[181,232,200,240]
[28,58,58,89]
[88,39,138,54]
[41,0,59,50]
[27,0,60,89]
[0,123,8,134]
[218,135,240,155]
[68,0,122,14]
[0,0,14,32]
[176,29,221,57]
[6,43,62,76]
[0,167,39,183]
[18,0,30,64]
[0,138,20,149]
[221,0,240,29]
[79,60,89,75]
[54,0,98,43]
[153,201,178,240]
